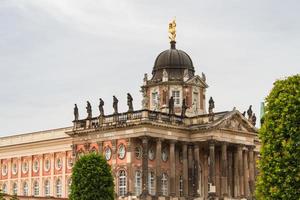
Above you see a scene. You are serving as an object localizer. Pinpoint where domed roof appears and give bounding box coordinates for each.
[151,41,195,81]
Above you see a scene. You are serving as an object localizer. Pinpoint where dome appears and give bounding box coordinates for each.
[151,41,195,81]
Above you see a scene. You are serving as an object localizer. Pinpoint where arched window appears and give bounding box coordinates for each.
[2,183,7,194]
[23,182,28,196]
[44,180,50,196]
[56,179,62,197]
[67,178,72,196]
[33,181,39,196]
[179,175,183,197]
[12,182,18,195]
[118,170,127,197]
[161,173,168,196]
[134,170,142,196]
[148,171,155,195]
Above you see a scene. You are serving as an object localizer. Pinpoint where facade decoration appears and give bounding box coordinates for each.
[0,21,260,200]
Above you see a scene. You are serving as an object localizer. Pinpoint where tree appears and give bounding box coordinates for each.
[69,153,114,200]
[9,195,18,200]
[0,190,5,200]
[256,74,300,199]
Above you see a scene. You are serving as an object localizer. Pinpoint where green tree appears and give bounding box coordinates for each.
[0,190,5,200]
[9,194,18,200]
[69,153,114,200]
[256,74,300,199]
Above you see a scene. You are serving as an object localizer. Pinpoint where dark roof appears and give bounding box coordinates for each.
[151,41,195,81]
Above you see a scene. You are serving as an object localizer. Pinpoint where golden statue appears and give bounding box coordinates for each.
[168,19,176,42]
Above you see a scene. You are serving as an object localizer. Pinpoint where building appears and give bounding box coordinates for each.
[0,23,260,200]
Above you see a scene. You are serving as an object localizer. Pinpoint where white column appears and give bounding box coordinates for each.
[28,156,33,196]
[50,153,55,196]
[62,152,66,197]
[18,158,21,195]
[39,155,43,197]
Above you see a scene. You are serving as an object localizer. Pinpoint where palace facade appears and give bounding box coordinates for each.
[0,32,260,200]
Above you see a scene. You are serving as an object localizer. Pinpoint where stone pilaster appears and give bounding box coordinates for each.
[227,149,233,197]
[194,144,200,197]
[188,144,194,196]
[156,138,162,197]
[238,145,244,197]
[97,141,103,155]
[141,137,149,198]
[244,147,250,197]
[248,146,255,197]
[182,143,188,197]
[208,140,216,198]
[233,147,239,197]
[170,140,176,196]
[126,138,133,196]
[221,142,228,197]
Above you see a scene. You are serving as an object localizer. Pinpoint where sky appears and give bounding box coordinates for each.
[0,0,299,136]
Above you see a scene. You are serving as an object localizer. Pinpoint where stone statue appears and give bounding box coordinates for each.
[251,113,257,126]
[168,96,175,115]
[168,19,176,42]
[242,111,246,117]
[74,104,79,121]
[86,101,92,119]
[141,89,149,109]
[183,69,189,81]
[181,98,188,117]
[113,96,119,114]
[127,93,134,112]
[162,69,168,82]
[247,105,253,119]
[143,73,148,85]
[98,98,104,116]
[208,97,215,114]
[202,72,206,82]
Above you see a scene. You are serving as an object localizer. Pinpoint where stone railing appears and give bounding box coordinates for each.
[73,109,228,131]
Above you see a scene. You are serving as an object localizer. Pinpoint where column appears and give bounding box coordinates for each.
[228,149,233,197]
[244,147,250,197]
[156,138,162,197]
[221,142,228,197]
[50,153,55,196]
[126,138,133,196]
[238,145,244,197]
[233,147,239,197]
[62,152,66,197]
[97,141,103,155]
[170,140,176,196]
[248,146,255,196]
[188,145,194,196]
[141,137,149,198]
[28,156,32,196]
[182,143,188,197]
[194,144,200,197]
[208,140,216,197]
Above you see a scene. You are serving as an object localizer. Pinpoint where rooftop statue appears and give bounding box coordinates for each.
[99,98,104,116]
[247,105,253,119]
[251,113,257,126]
[113,96,119,114]
[181,98,188,117]
[168,19,176,42]
[86,101,92,119]
[208,97,215,114]
[127,93,134,112]
[169,96,175,115]
[74,104,79,121]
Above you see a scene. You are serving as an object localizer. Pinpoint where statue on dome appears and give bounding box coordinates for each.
[74,104,79,121]
[98,98,104,116]
[113,96,119,114]
[127,93,134,112]
[169,96,175,115]
[251,113,257,126]
[181,98,188,117]
[168,19,176,42]
[86,101,92,119]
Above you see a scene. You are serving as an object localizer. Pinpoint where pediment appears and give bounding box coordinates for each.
[214,110,257,133]
[185,75,208,88]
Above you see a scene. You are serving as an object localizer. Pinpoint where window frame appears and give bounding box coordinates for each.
[118,170,127,197]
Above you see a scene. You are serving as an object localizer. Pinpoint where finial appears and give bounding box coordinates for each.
[168,18,176,48]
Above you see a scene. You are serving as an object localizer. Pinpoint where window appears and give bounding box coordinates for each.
[22,161,28,173]
[12,163,17,175]
[44,159,50,171]
[67,178,72,195]
[23,182,28,196]
[118,144,126,159]
[148,148,155,160]
[162,148,168,162]
[148,171,155,195]
[56,179,62,197]
[12,182,17,195]
[2,164,7,176]
[56,158,62,170]
[172,90,180,105]
[33,160,39,172]
[134,170,142,196]
[118,170,127,197]
[2,183,7,194]
[193,92,199,111]
[179,175,183,197]
[152,92,158,107]
[161,173,168,196]
[44,180,50,196]
[105,147,112,161]
[33,181,39,196]
[135,146,142,159]
[67,157,73,169]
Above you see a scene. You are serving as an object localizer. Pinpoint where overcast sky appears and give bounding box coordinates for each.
[0,0,299,136]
